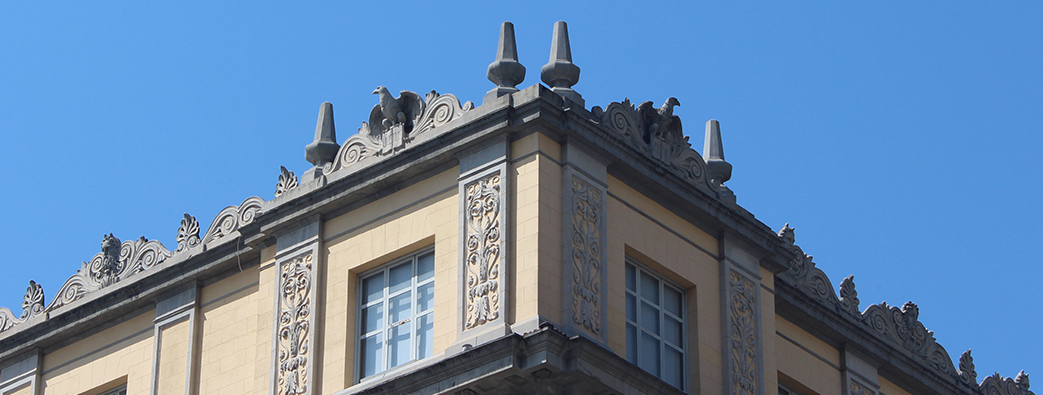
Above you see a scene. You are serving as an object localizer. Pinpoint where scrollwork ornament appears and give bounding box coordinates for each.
[277,254,313,395]
[958,350,978,386]
[464,172,502,330]
[20,280,45,320]
[176,213,201,253]
[569,176,602,334]
[728,269,758,395]
[275,166,299,197]
[838,275,860,317]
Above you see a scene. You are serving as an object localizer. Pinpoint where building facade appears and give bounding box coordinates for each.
[0,21,1033,395]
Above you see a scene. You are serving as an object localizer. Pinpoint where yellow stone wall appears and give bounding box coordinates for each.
[322,167,458,391]
[879,376,913,395]
[156,319,189,395]
[606,175,722,395]
[41,309,153,394]
[198,267,265,394]
[774,317,842,395]
[5,383,30,395]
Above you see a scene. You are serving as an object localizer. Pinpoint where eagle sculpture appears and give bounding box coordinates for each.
[369,86,424,154]
[637,97,688,161]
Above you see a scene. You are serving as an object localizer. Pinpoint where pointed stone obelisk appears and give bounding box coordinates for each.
[540,21,583,106]
[303,101,340,183]
[485,21,526,105]
[704,119,732,187]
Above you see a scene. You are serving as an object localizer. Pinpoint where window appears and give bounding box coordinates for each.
[625,260,686,389]
[357,249,435,380]
[99,386,127,395]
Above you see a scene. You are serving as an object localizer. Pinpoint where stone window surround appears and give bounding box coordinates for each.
[355,247,436,383]
[624,257,688,391]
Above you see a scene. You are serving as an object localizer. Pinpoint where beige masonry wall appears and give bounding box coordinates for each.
[41,308,154,394]
[878,376,913,395]
[510,132,563,326]
[322,167,458,391]
[605,175,721,395]
[775,316,842,395]
[155,319,189,395]
[198,267,264,394]
[5,383,30,395]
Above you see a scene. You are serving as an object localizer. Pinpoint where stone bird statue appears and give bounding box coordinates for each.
[639,97,681,141]
[373,86,407,129]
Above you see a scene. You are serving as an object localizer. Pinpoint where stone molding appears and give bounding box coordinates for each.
[0,196,263,337]
[777,224,1034,395]
[321,90,473,179]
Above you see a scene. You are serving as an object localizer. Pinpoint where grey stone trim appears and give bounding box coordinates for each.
[0,351,39,395]
[775,225,1035,395]
[335,326,685,395]
[559,143,609,345]
[842,347,881,395]
[721,260,764,395]
[271,218,324,395]
[150,286,199,395]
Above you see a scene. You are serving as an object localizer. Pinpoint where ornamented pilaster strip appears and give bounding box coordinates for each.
[568,175,603,334]
[277,253,313,395]
[464,172,502,330]
[727,269,759,395]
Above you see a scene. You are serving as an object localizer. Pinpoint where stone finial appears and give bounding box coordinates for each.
[704,119,732,187]
[540,21,582,105]
[303,101,340,183]
[485,21,525,104]
[306,102,340,167]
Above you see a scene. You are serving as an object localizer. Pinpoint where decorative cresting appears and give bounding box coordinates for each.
[0,196,264,336]
[276,253,313,395]
[275,166,299,197]
[728,269,759,395]
[464,172,502,330]
[321,89,473,176]
[568,175,603,334]
[777,224,1034,395]
[590,99,735,201]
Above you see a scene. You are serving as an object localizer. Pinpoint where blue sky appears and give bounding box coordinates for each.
[2,1,1040,383]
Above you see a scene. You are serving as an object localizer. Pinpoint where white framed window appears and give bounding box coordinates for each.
[357,249,435,380]
[625,259,687,390]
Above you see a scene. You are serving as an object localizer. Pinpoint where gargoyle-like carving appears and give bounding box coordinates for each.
[20,280,45,320]
[776,223,1037,394]
[200,196,265,246]
[176,213,201,253]
[322,90,473,176]
[275,166,298,197]
[591,98,710,194]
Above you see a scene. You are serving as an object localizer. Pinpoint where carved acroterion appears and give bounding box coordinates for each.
[276,166,299,197]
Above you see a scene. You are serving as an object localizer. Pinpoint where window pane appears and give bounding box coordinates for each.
[389,262,413,294]
[361,303,383,334]
[362,273,384,304]
[640,271,659,305]
[417,252,435,282]
[663,285,683,317]
[626,323,638,364]
[664,347,684,389]
[389,321,412,368]
[360,334,383,378]
[417,313,434,359]
[640,332,661,376]
[626,294,636,321]
[664,316,682,347]
[641,301,660,335]
[626,264,636,291]
[389,292,411,323]
[417,282,434,312]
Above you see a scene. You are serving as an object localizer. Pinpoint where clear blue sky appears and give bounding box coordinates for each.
[2,1,1039,383]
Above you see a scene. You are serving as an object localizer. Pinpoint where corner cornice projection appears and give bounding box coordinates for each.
[0,196,263,337]
[775,224,1034,395]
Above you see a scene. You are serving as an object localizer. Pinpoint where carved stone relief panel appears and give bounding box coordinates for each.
[276,253,313,395]
[462,170,504,331]
[723,266,762,395]
[561,169,607,341]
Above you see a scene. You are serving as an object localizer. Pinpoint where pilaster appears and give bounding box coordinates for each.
[150,285,199,395]
[841,346,881,395]
[454,137,511,348]
[720,237,765,395]
[559,140,609,345]
[270,218,325,395]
